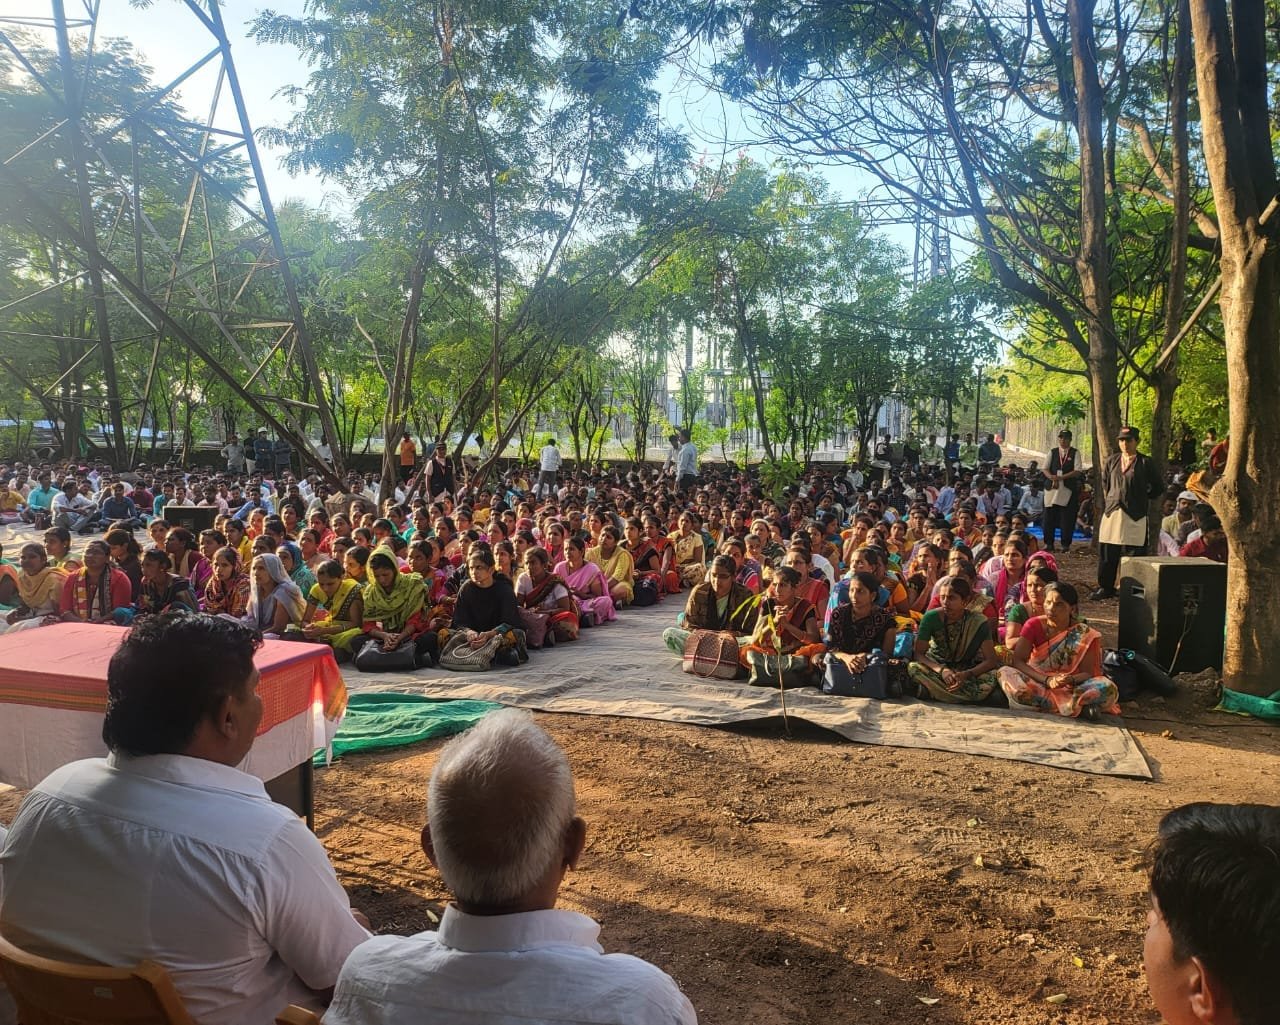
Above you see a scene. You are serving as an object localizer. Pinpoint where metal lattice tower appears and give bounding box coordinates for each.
[0,0,344,478]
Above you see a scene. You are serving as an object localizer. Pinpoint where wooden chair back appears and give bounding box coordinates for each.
[0,931,197,1025]
[275,1007,322,1025]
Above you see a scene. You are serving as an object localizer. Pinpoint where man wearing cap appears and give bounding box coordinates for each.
[1162,489,1198,540]
[1042,429,1083,553]
[1089,425,1164,600]
[253,429,273,477]
[423,441,455,503]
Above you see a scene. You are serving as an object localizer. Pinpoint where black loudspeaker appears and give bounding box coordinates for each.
[163,504,218,534]
[1118,556,1226,673]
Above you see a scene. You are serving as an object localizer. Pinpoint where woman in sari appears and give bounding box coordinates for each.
[908,575,1001,704]
[740,565,824,683]
[1003,565,1058,643]
[669,511,706,591]
[204,546,251,618]
[359,549,436,667]
[661,555,758,655]
[998,582,1119,720]
[587,525,634,606]
[131,549,200,619]
[165,527,213,597]
[515,546,577,646]
[625,517,666,596]
[278,540,316,597]
[556,535,617,625]
[783,545,829,613]
[407,538,450,602]
[542,521,567,560]
[2,544,66,632]
[55,540,133,625]
[905,543,944,616]
[245,553,306,637]
[299,529,326,571]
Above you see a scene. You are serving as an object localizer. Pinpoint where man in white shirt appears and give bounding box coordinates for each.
[50,479,100,534]
[0,615,369,1025]
[536,437,562,500]
[675,429,698,495]
[325,710,697,1025]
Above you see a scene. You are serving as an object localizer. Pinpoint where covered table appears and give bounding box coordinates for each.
[0,624,347,823]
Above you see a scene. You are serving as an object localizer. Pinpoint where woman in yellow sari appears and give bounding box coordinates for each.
[998,582,1119,720]
[3,543,66,632]
[669,511,706,589]
[586,525,634,606]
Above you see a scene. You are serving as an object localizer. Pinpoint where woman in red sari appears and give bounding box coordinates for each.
[514,546,578,646]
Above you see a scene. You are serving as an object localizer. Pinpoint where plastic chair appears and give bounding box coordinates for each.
[0,930,196,1024]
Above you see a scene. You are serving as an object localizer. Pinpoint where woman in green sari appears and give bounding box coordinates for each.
[359,548,437,667]
[908,575,1001,703]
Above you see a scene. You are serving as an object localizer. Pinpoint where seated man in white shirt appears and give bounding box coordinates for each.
[0,615,369,1025]
[326,709,697,1025]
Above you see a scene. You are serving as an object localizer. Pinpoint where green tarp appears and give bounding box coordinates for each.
[1216,687,1280,722]
[316,693,501,765]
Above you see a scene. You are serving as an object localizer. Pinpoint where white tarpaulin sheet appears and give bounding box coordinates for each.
[342,606,1152,779]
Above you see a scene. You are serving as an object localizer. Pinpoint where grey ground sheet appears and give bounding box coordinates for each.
[342,605,1152,779]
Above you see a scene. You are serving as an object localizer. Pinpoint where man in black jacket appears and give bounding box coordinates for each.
[1089,425,1165,600]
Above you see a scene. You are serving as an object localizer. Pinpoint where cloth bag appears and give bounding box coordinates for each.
[353,637,418,673]
[746,649,816,690]
[822,651,892,698]
[681,630,742,680]
[518,607,549,648]
[438,631,502,672]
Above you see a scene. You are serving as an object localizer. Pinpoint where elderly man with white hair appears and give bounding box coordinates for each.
[325,709,697,1025]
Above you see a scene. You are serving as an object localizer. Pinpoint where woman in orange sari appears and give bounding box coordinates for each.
[783,544,829,613]
[998,582,1119,720]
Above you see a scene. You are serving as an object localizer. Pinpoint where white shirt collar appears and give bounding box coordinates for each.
[106,752,269,800]
[436,905,603,955]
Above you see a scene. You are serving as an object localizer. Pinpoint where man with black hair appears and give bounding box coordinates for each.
[0,615,368,1025]
[1145,802,1279,1025]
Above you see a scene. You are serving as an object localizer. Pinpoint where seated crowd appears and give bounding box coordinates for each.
[0,428,1224,698]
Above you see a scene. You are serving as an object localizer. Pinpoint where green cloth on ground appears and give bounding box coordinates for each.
[316,693,501,764]
[1216,687,1280,722]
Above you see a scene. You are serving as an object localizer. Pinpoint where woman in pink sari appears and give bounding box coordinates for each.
[998,582,1119,721]
[555,535,617,625]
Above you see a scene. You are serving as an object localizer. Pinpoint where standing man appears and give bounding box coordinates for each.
[423,440,456,503]
[1042,428,1083,553]
[675,429,698,495]
[323,710,697,1025]
[661,433,680,478]
[221,434,246,475]
[253,428,274,479]
[397,432,417,483]
[1089,425,1164,600]
[536,437,562,500]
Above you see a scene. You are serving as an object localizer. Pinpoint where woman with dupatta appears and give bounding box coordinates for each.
[2,543,66,633]
[740,565,824,687]
[299,558,366,659]
[360,548,437,667]
[998,582,1119,720]
[515,546,578,646]
[60,540,133,625]
[132,549,200,619]
[203,546,251,617]
[555,535,617,626]
[244,553,306,637]
[587,525,634,606]
[908,575,1001,703]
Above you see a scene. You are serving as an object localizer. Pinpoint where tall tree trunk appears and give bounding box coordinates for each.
[1148,0,1192,546]
[1190,0,1280,696]
[1069,0,1123,458]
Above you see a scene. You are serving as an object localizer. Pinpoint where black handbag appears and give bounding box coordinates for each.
[822,650,892,698]
[353,637,418,672]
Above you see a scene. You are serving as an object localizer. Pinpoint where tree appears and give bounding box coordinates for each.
[1189,0,1280,697]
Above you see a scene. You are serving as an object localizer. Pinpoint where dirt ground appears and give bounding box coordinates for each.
[3,547,1276,1024]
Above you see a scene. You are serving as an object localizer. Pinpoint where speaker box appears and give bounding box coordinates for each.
[1118,556,1226,673]
[163,504,218,534]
